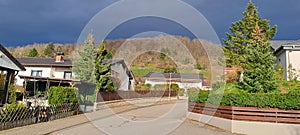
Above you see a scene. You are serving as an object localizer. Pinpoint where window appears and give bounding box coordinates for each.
[64,71,72,79]
[31,70,42,77]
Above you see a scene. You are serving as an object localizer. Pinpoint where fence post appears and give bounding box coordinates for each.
[46,106,51,121]
[34,106,40,123]
[93,92,98,112]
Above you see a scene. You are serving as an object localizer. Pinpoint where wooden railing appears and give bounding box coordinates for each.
[96,90,178,102]
[188,102,300,124]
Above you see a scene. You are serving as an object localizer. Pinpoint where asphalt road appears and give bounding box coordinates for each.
[52,100,233,135]
[0,100,234,135]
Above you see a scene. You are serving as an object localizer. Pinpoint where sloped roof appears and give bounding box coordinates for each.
[144,72,203,81]
[286,40,300,45]
[272,40,300,55]
[17,57,72,67]
[0,44,25,71]
[103,59,134,79]
[270,40,295,51]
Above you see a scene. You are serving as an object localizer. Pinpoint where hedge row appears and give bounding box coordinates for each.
[135,84,180,91]
[48,86,78,105]
[191,90,300,110]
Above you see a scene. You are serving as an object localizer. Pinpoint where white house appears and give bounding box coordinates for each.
[103,59,135,91]
[16,53,135,93]
[16,53,74,94]
[144,72,203,89]
[271,40,300,80]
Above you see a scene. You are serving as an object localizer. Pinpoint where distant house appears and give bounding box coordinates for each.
[271,40,300,80]
[144,72,203,89]
[16,53,75,95]
[103,59,135,91]
[0,44,26,105]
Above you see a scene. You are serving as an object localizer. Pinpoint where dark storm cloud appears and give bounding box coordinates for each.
[184,0,300,40]
[0,0,118,47]
[0,0,300,47]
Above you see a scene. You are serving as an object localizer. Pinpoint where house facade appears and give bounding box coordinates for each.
[16,53,74,89]
[272,40,300,80]
[144,72,203,89]
[16,54,135,92]
[104,59,135,91]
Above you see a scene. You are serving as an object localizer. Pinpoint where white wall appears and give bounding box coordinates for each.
[145,80,167,86]
[111,63,130,91]
[16,66,72,86]
[52,67,72,79]
[276,50,288,80]
[177,82,202,89]
[16,67,52,86]
[289,50,300,80]
[145,79,202,89]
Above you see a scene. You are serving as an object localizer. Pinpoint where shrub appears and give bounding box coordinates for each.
[188,88,202,102]
[193,90,300,110]
[135,84,151,91]
[195,64,204,70]
[226,71,239,83]
[153,84,179,91]
[178,88,185,96]
[48,86,78,105]
[212,82,225,90]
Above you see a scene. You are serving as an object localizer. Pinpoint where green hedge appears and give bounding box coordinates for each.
[135,84,151,91]
[48,86,78,105]
[153,84,179,91]
[191,90,300,110]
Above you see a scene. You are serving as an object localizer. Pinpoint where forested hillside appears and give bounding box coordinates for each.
[8,36,223,78]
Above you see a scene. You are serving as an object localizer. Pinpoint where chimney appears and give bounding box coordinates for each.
[55,52,64,62]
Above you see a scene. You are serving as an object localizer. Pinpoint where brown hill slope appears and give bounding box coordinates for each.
[8,36,223,72]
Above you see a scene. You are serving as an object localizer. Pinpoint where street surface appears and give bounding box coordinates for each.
[0,100,234,135]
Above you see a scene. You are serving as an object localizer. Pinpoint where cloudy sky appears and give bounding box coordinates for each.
[0,0,299,47]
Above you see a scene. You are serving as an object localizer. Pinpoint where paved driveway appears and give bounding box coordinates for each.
[0,100,233,135]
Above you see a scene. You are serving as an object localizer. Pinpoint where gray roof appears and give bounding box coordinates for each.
[144,72,203,80]
[17,57,72,67]
[103,59,124,65]
[271,40,300,55]
[103,59,134,79]
[286,40,300,45]
[270,40,295,51]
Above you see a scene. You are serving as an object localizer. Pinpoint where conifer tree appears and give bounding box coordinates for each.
[73,33,97,83]
[94,42,115,92]
[28,48,38,57]
[43,42,55,58]
[223,1,277,67]
[242,25,278,93]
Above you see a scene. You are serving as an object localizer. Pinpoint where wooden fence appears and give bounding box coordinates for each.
[188,102,300,124]
[96,90,178,102]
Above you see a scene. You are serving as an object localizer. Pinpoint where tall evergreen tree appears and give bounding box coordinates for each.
[242,25,278,93]
[43,42,55,58]
[223,1,277,67]
[73,34,97,83]
[94,42,115,92]
[28,48,38,57]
